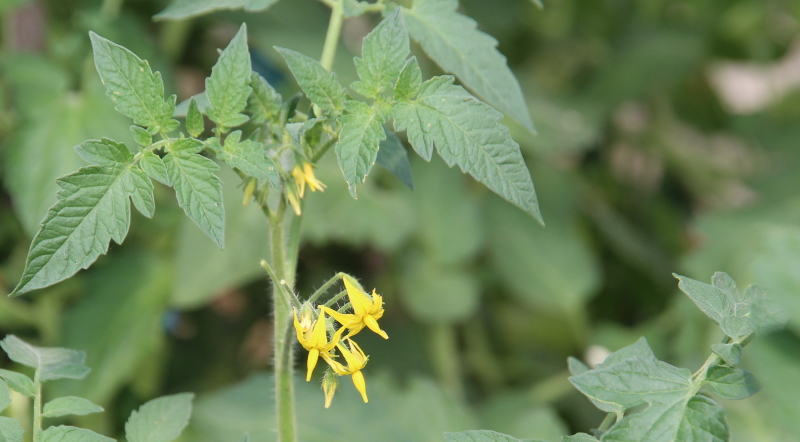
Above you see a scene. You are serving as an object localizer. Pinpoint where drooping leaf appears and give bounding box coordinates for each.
[0,381,10,413]
[247,73,282,125]
[186,98,204,138]
[335,101,385,191]
[710,343,742,367]
[40,426,114,442]
[351,9,410,98]
[163,154,225,248]
[43,397,104,418]
[125,393,194,442]
[444,430,527,442]
[705,366,760,400]
[0,369,35,397]
[274,47,347,114]
[0,417,24,442]
[217,131,279,182]
[89,33,173,128]
[0,336,90,381]
[155,0,280,20]
[393,57,422,102]
[206,24,252,129]
[376,128,413,189]
[393,76,541,222]
[400,0,535,132]
[10,161,153,296]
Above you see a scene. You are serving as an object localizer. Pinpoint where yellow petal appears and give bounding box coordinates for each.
[303,163,326,192]
[343,276,372,317]
[337,340,368,370]
[292,164,306,198]
[321,306,360,329]
[293,309,309,348]
[364,315,388,339]
[322,352,350,376]
[310,310,329,348]
[306,348,319,381]
[286,188,302,215]
[351,370,368,403]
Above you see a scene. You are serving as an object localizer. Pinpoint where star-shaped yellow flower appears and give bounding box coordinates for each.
[293,308,345,381]
[292,162,326,199]
[322,276,388,339]
[323,338,369,403]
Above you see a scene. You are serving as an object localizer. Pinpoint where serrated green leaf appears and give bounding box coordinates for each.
[124,167,156,218]
[352,9,410,98]
[90,33,172,128]
[674,274,731,325]
[705,366,760,400]
[275,47,347,114]
[206,24,252,128]
[130,126,153,146]
[394,56,422,102]
[0,417,24,442]
[164,154,225,248]
[710,343,742,367]
[140,151,170,186]
[0,380,10,413]
[0,370,35,397]
[444,430,524,442]
[400,0,534,133]
[247,73,282,125]
[335,101,385,191]
[154,0,280,20]
[74,139,133,167]
[376,128,413,189]
[10,163,149,296]
[43,396,104,418]
[0,336,90,381]
[217,131,278,181]
[597,337,655,368]
[563,434,598,442]
[169,138,205,155]
[40,426,114,442]
[393,76,541,222]
[186,98,204,138]
[125,393,194,442]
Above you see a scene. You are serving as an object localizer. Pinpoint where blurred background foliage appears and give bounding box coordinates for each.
[1,0,800,441]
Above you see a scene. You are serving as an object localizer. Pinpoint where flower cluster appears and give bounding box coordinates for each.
[293,276,387,407]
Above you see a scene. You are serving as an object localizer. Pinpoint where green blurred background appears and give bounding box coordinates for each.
[1,0,800,441]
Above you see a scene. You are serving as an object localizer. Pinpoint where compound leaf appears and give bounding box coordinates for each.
[125,393,194,442]
[275,47,347,114]
[400,0,535,132]
[40,426,113,442]
[0,335,90,381]
[352,9,410,98]
[163,154,225,248]
[206,24,252,129]
[335,101,385,192]
[89,33,172,128]
[393,76,541,223]
[43,397,104,418]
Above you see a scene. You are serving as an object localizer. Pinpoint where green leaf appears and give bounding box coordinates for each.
[351,9,410,98]
[163,154,225,248]
[186,98,204,138]
[43,396,104,418]
[275,47,347,114]
[0,336,90,381]
[205,24,252,129]
[710,343,742,367]
[89,33,173,128]
[239,434,249,442]
[0,380,10,413]
[0,417,24,442]
[335,101,385,191]
[74,139,133,166]
[40,426,114,442]
[247,73,282,125]
[563,434,599,442]
[393,57,422,102]
[130,126,153,147]
[674,274,731,325]
[124,168,156,218]
[140,151,170,186]
[9,162,149,296]
[0,370,35,397]
[400,0,534,133]
[673,395,729,442]
[169,138,205,155]
[217,131,279,181]
[125,393,194,442]
[342,0,370,17]
[376,128,413,189]
[393,76,541,223]
[567,357,590,376]
[155,0,280,20]
[444,430,525,442]
[705,366,760,400]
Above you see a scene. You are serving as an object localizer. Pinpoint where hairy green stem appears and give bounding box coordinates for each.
[32,370,41,442]
[323,290,348,308]
[319,0,344,72]
[308,272,347,304]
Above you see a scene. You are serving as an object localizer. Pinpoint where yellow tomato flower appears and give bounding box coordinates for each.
[293,308,345,381]
[292,162,326,199]
[323,338,369,403]
[321,276,388,339]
